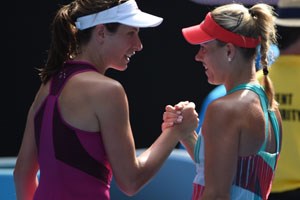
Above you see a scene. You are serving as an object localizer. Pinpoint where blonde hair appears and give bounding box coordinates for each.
[212,3,278,109]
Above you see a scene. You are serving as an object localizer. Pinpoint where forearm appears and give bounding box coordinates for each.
[135,128,180,187]
[126,101,198,193]
[180,131,198,161]
[14,156,39,200]
[14,172,38,200]
[114,128,180,196]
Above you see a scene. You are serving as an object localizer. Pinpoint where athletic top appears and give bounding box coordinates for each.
[258,56,300,192]
[33,61,112,200]
[192,83,281,200]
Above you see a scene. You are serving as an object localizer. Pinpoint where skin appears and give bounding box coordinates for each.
[163,40,282,200]
[14,24,199,200]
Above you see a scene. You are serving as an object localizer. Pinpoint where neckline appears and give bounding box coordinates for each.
[226,83,261,95]
[65,60,97,69]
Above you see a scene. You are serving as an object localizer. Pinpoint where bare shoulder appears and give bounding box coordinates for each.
[203,90,260,136]
[203,95,240,141]
[68,72,126,104]
[58,72,128,131]
[82,73,128,113]
[205,94,241,123]
[85,74,128,122]
[93,75,127,108]
[209,89,261,114]
[205,89,268,155]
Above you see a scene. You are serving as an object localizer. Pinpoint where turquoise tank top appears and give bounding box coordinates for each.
[193,83,280,200]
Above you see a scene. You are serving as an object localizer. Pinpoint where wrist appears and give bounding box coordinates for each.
[180,131,197,144]
[163,127,182,141]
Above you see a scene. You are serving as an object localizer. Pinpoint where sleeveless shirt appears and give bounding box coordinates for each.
[192,83,280,200]
[258,56,300,192]
[33,61,112,200]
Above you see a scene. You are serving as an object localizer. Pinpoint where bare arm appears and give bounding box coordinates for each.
[179,131,198,161]
[14,104,39,200]
[201,100,240,200]
[96,82,198,195]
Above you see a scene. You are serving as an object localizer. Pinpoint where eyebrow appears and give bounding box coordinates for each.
[131,27,139,32]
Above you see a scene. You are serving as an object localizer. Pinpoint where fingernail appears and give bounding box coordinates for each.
[176,116,183,123]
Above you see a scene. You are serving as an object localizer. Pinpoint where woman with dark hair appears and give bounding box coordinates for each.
[13,1,199,199]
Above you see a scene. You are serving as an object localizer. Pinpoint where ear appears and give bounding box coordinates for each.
[94,24,105,42]
[225,43,236,62]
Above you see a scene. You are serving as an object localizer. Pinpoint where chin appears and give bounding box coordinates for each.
[207,79,219,85]
[112,65,128,71]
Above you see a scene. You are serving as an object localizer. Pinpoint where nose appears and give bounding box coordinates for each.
[134,36,143,52]
[195,47,204,62]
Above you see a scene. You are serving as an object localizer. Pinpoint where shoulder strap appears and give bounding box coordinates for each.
[50,61,97,96]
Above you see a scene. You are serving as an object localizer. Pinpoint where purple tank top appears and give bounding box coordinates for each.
[33,61,112,200]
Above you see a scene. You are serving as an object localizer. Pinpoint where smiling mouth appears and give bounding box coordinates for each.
[125,52,136,61]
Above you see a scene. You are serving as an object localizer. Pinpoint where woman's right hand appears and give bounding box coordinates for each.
[162,101,199,140]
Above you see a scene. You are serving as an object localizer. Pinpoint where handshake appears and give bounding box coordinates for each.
[162,101,199,141]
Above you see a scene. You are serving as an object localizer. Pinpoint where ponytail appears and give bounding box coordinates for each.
[249,4,278,109]
[39,4,78,83]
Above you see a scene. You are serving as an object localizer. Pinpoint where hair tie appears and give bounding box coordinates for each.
[249,9,255,17]
[263,67,269,76]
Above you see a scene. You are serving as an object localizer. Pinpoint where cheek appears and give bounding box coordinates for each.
[106,41,126,56]
[208,56,223,73]
[210,51,226,65]
[206,54,218,66]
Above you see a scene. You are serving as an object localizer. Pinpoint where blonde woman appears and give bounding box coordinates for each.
[164,3,282,200]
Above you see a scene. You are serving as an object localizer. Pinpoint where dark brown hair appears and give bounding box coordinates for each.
[39,0,127,83]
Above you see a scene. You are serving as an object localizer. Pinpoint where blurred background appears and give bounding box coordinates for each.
[4,0,216,157]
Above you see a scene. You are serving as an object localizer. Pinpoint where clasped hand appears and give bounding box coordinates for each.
[162,101,199,140]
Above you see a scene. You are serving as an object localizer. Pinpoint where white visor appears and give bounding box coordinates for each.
[75,0,163,30]
[275,18,300,27]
